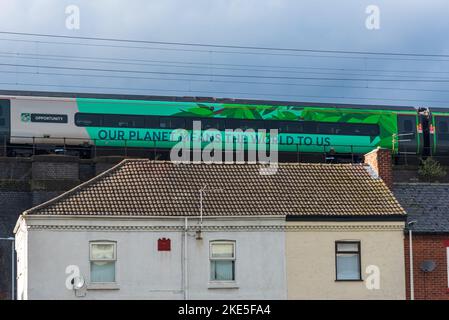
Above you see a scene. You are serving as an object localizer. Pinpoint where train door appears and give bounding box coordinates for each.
[434,115,449,155]
[397,114,418,154]
[418,109,431,157]
[0,99,10,155]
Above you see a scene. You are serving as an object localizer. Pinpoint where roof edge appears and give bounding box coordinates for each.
[23,159,138,215]
[286,214,406,222]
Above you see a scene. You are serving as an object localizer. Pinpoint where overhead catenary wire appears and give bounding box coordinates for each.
[3,68,449,94]
[1,30,449,107]
[2,51,449,78]
[1,80,449,104]
[1,37,449,63]
[2,62,449,82]
[1,30,449,58]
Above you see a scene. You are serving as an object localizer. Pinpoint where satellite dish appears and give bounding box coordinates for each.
[420,260,436,272]
[72,276,85,290]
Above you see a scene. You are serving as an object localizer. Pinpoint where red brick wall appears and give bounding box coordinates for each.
[364,147,393,189]
[404,234,449,300]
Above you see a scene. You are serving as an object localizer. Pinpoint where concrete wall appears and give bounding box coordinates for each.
[286,221,406,300]
[17,216,286,300]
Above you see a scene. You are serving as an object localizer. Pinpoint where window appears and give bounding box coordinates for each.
[404,120,413,132]
[438,119,448,133]
[90,242,116,283]
[317,122,336,134]
[75,113,102,127]
[170,117,186,129]
[103,114,144,128]
[210,241,235,281]
[278,121,304,133]
[200,118,219,130]
[144,116,159,128]
[159,117,186,129]
[335,241,361,281]
[437,117,449,141]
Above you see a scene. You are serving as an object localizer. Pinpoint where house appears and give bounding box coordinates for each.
[14,148,406,299]
[287,148,406,299]
[393,183,449,300]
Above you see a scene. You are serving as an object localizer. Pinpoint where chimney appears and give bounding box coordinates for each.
[364,147,393,189]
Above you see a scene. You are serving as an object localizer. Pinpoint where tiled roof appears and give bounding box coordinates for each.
[25,160,405,217]
[393,183,449,233]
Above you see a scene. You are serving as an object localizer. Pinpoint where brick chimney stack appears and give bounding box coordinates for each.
[364,147,393,189]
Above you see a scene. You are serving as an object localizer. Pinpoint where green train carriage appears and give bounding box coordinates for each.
[0,90,438,161]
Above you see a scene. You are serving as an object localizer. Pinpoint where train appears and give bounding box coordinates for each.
[0,90,448,163]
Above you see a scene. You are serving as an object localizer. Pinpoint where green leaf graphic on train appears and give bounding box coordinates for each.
[173,105,215,117]
[269,110,299,121]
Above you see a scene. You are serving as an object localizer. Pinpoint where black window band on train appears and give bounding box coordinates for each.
[74,113,380,136]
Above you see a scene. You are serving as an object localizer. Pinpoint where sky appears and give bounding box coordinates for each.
[0,0,449,107]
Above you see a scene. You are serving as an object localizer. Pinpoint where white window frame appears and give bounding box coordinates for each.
[209,241,236,282]
[89,241,117,284]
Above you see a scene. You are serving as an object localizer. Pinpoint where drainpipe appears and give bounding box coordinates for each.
[184,217,188,300]
[408,220,417,300]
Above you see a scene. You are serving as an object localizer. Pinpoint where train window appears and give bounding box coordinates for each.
[317,123,336,134]
[0,119,4,126]
[303,122,318,134]
[159,118,170,128]
[158,117,186,129]
[170,117,185,129]
[75,113,102,127]
[201,119,220,130]
[335,123,379,136]
[278,122,302,133]
[403,120,413,132]
[145,116,159,128]
[437,118,449,141]
[103,115,144,128]
[224,119,238,130]
[0,106,3,116]
[438,120,448,133]
[238,120,263,131]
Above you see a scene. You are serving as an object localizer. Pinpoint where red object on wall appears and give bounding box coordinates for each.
[158,238,171,251]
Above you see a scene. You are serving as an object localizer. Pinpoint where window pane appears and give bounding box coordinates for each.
[75,114,102,127]
[211,243,234,258]
[145,116,159,128]
[404,120,413,132]
[91,261,115,282]
[318,123,335,134]
[337,254,360,280]
[91,243,115,260]
[170,118,185,129]
[439,120,448,133]
[337,243,359,252]
[211,260,234,281]
[160,118,170,128]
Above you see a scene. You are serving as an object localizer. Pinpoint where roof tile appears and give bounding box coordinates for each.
[25,160,405,217]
